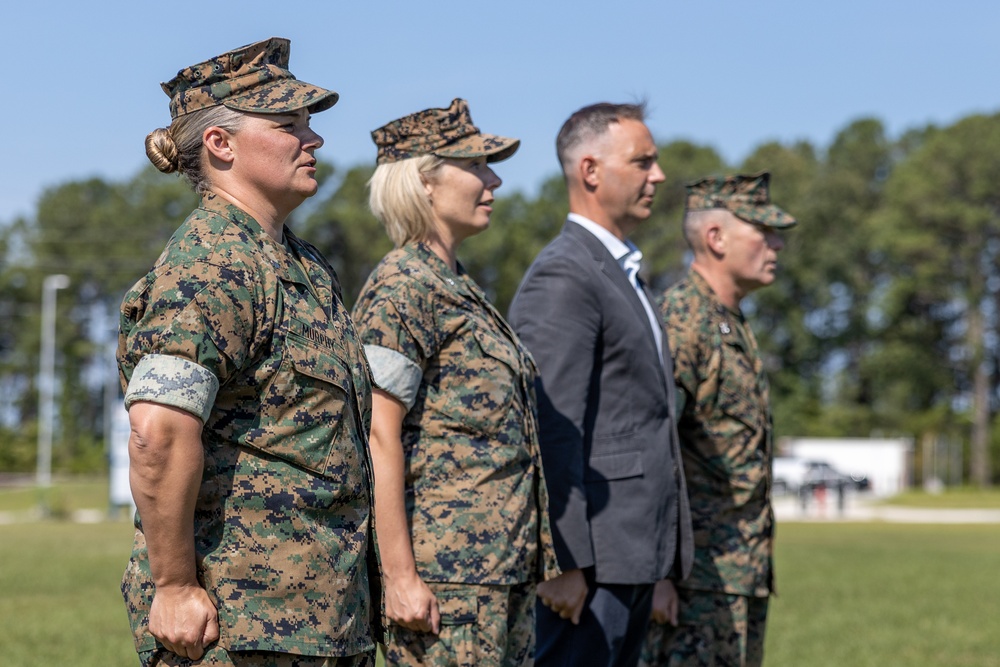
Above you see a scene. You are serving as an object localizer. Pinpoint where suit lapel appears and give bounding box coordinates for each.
[642,280,673,371]
[641,279,672,390]
[563,221,669,386]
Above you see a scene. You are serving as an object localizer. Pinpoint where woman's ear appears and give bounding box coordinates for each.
[422,174,434,203]
[203,127,235,164]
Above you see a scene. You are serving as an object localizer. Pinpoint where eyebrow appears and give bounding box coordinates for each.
[269,110,307,121]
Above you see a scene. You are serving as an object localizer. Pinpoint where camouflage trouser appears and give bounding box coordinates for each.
[385,580,536,666]
[638,588,768,667]
[140,646,375,667]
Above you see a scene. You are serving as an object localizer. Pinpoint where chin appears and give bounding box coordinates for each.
[297,183,320,198]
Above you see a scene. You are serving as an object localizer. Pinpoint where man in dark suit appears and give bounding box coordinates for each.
[508,102,693,667]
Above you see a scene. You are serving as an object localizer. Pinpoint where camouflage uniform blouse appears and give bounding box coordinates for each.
[660,270,774,597]
[117,194,381,657]
[352,242,559,585]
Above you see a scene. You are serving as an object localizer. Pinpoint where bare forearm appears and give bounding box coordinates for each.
[128,401,204,589]
[369,391,419,579]
[372,448,419,578]
[369,389,443,631]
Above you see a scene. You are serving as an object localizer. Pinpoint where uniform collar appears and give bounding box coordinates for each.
[198,193,324,289]
[689,268,743,320]
[406,241,480,299]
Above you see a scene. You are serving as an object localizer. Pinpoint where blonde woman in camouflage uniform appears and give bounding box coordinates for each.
[118,38,380,667]
[352,99,559,666]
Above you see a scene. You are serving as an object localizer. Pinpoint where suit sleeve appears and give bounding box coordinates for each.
[510,255,599,571]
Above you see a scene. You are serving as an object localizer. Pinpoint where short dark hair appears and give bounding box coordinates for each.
[555,102,648,175]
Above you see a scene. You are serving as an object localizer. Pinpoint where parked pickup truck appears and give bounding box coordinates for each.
[772,456,868,495]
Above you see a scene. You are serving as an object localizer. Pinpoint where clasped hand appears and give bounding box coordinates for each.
[386,571,441,634]
[536,568,588,625]
[149,584,220,660]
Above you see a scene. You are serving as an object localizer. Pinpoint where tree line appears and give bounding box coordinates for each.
[1,113,998,485]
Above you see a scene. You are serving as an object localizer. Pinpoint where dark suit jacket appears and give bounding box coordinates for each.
[509,220,693,585]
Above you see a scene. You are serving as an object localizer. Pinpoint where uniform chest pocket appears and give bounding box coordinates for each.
[433,326,521,437]
[717,340,763,432]
[250,331,360,479]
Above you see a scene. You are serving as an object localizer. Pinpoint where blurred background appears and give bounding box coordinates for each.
[3,2,1000,665]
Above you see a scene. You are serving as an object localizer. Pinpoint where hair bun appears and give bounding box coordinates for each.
[145,127,179,173]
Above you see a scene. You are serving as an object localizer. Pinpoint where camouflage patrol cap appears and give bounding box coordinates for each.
[372,98,520,165]
[685,172,797,229]
[162,37,338,120]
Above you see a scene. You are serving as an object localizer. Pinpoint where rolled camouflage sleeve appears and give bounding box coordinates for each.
[364,344,422,410]
[119,263,259,394]
[352,289,432,408]
[125,353,219,423]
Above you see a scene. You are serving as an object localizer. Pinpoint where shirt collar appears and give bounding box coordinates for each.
[567,213,638,263]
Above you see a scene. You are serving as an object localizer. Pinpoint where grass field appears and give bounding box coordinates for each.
[0,521,137,667]
[0,476,114,516]
[876,486,1000,508]
[3,481,1000,666]
[767,522,1000,666]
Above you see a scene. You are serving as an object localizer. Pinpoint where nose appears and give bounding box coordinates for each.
[485,165,502,191]
[649,161,666,184]
[304,126,324,150]
[766,230,784,251]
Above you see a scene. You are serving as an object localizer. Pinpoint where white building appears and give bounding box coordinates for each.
[778,437,914,497]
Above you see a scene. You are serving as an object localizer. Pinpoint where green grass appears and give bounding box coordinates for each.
[768,523,1000,666]
[6,477,1000,514]
[880,486,1000,508]
[0,521,138,667]
[0,476,113,514]
[4,479,999,666]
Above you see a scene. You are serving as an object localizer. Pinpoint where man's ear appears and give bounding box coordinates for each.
[705,220,726,256]
[580,155,600,189]
[203,126,235,164]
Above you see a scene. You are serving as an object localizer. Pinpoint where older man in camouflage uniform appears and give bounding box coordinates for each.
[641,173,796,667]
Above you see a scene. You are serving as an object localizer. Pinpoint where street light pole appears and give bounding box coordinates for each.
[37,274,70,508]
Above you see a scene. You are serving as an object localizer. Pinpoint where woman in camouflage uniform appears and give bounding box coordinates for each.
[118,38,380,667]
[352,99,559,666]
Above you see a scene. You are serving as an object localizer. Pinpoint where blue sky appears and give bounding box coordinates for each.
[2,1,998,223]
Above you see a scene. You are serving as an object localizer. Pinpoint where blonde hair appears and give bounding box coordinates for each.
[145,106,246,195]
[368,155,444,247]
